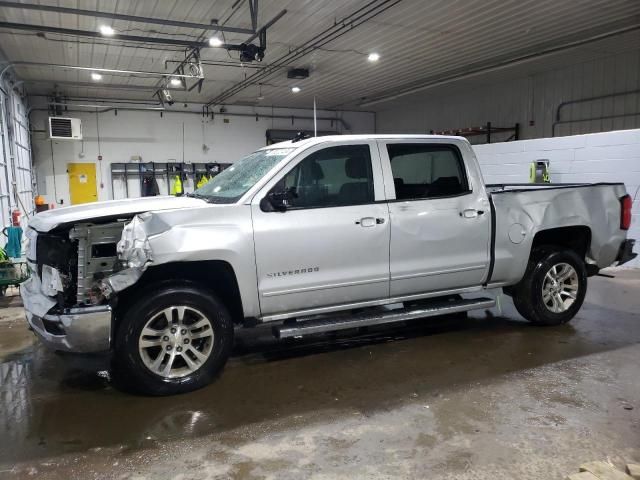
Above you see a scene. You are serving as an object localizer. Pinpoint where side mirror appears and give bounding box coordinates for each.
[260,187,296,212]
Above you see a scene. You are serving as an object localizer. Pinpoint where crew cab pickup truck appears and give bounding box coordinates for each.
[22,135,636,395]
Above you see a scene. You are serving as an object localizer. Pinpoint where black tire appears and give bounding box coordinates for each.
[512,246,587,326]
[111,283,234,395]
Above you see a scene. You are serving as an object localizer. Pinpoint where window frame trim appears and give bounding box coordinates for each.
[253,141,385,212]
[379,141,474,202]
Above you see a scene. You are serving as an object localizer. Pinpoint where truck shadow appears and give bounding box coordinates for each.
[1,297,638,465]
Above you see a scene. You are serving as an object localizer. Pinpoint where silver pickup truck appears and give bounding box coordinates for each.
[22,135,636,395]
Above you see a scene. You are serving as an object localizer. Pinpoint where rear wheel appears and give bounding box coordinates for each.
[112,283,234,395]
[512,246,587,326]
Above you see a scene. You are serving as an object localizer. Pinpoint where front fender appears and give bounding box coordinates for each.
[106,204,260,318]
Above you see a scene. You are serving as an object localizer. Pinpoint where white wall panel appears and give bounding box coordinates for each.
[31,107,374,206]
[376,48,640,142]
[0,78,33,228]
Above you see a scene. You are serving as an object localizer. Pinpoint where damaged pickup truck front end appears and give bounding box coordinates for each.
[22,220,125,352]
[21,196,207,353]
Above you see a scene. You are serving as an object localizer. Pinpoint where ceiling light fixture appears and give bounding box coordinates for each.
[161,89,174,106]
[209,36,223,47]
[91,72,103,81]
[367,52,380,62]
[291,86,301,93]
[99,25,115,36]
[170,77,182,87]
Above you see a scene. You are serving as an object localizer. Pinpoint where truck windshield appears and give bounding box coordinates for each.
[192,147,294,203]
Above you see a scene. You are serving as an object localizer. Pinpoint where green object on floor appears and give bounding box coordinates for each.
[3,226,22,258]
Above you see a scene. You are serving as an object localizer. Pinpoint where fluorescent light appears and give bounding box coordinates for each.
[91,72,103,81]
[209,36,223,47]
[291,86,301,93]
[367,52,380,62]
[99,25,115,36]
[170,77,182,87]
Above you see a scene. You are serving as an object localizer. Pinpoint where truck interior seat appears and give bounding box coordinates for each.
[339,155,373,204]
[428,176,462,196]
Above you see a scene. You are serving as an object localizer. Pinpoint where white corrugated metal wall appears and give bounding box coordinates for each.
[375,46,640,142]
[0,76,34,227]
[0,91,13,227]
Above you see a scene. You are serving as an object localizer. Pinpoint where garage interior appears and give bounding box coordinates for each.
[0,0,639,478]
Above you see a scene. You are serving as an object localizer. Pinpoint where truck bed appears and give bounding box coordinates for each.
[485,182,628,287]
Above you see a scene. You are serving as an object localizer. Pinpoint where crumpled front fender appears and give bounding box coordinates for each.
[100,204,261,318]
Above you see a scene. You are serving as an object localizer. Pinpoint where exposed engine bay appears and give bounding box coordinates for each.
[36,219,129,309]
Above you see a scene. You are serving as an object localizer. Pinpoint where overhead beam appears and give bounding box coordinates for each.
[10,61,202,79]
[0,1,255,35]
[0,21,210,47]
[248,0,258,31]
[0,11,286,50]
[166,59,265,69]
[245,9,286,43]
[23,79,157,91]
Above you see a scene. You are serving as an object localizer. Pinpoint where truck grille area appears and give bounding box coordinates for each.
[36,232,78,307]
[70,221,127,305]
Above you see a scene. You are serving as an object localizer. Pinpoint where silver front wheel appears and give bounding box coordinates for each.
[541,262,579,313]
[138,306,214,378]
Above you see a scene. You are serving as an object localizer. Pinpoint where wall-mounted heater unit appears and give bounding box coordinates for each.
[49,117,82,140]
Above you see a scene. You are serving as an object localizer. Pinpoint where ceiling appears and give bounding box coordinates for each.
[1,0,639,112]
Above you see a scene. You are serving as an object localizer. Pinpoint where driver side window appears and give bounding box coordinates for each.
[273,144,374,209]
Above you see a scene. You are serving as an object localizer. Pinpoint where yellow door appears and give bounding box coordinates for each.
[68,163,98,204]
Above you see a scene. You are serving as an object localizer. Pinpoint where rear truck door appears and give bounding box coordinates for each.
[251,140,390,317]
[378,139,491,297]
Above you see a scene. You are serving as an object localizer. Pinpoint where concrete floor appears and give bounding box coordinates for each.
[0,271,639,479]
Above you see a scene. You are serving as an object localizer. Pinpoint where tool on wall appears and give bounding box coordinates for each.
[530,160,550,183]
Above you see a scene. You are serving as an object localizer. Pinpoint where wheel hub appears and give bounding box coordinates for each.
[138,306,214,379]
[541,262,579,313]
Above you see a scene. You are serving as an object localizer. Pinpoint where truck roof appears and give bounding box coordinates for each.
[264,134,467,149]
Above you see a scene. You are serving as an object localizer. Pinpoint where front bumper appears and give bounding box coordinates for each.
[21,275,112,353]
[617,239,637,266]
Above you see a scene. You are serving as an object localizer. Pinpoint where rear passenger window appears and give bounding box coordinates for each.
[387,144,469,200]
[275,145,374,209]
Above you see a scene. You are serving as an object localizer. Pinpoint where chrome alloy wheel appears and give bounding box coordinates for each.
[138,306,214,378]
[541,262,579,313]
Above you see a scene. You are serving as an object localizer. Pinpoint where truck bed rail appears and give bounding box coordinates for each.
[486,182,625,194]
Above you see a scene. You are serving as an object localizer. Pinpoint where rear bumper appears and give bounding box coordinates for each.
[617,239,637,266]
[21,275,112,353]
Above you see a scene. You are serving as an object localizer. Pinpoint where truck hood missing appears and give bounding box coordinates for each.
[28,196,208,232]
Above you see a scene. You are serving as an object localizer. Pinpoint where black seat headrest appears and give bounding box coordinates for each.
[309,161,324,181]
[345,155,369,179]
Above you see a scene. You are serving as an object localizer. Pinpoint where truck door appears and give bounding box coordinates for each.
[251,141,390,317]
[378,140,491,297]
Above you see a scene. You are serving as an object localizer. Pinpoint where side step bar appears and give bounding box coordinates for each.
[273,297,495,339]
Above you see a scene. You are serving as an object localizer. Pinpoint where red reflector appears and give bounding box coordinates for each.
[621,195,632,230]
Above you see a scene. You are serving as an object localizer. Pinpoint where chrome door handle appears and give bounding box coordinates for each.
[460,209,484,218]
[356,217,376,227]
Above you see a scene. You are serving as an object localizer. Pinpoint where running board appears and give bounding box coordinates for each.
[273,297,495,339]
